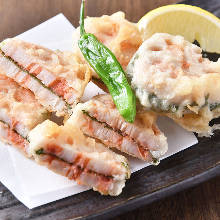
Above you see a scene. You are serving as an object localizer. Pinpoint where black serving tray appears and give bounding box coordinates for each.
[0,0,219,219]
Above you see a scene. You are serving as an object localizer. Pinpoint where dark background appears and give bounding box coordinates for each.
[0,0,219,219]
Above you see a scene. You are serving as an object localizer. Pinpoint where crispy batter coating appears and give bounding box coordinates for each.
[72,11,142,79]
[0,39,91,116]
[0,75,48,138]
[29,119,130,196]
[68,94,168,161]
[127,33,220,135]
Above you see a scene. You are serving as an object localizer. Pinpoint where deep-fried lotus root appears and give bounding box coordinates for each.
[28,119,130,196]
[67,94,168,162]
[0,38,91,116]
[0,75,49,155]
[72,11,142,88]
[127,33,220,135]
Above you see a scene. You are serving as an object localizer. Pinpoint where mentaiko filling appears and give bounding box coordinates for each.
[34,146,115,194]
[0,75,48,154]
[0,38,91,116]
[68,95,168,161]
[0,121,29,155]
[127,33,220,134]
[28,120,130,196]
[82,110,153,161]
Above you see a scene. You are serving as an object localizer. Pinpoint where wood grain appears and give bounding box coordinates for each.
[0,0,219,220]
[0,0,178,41]
[116,177,220,220]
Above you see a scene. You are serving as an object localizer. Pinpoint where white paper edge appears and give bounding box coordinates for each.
[0,13,198,209]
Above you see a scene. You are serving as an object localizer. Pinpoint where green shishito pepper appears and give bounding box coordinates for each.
[78,0,136,123]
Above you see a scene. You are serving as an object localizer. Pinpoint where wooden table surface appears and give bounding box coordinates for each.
[0,0,219,219]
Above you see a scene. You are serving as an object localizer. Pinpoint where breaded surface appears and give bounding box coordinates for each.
[0,38,91,116]
[127,33,220,134]
[28,119,130,196]
[0,121,29,156]
[72,11,142,78]
[0,75,48,138]
[68,94,168,161]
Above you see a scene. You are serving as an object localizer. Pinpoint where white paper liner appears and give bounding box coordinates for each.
[0,14,198,209]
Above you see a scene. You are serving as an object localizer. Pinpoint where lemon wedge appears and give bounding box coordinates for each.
[138,4,220,53]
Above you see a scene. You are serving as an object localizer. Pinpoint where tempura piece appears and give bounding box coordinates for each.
[72,11,142,85]
[28,120,130,196]
[0,75,48,155]
[67,95,168,162]
[127,33,220,135]
[0,38,91,116]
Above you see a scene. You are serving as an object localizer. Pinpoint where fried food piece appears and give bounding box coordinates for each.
[0,75,48,155]
[67,95,168,162]
[28,120,130,196]
[127,33,220,135]
[0,121,29,155]
[0,38,91,116]
[72,11,142,81]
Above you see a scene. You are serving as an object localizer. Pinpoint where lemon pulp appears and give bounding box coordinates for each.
[138,4,220,53]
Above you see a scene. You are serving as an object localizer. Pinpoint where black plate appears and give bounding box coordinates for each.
[0,0,220,219]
